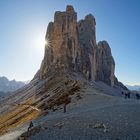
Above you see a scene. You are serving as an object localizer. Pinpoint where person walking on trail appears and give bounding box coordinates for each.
[127,92,130,99]
[28,121,34,131]
[136,93,140,99]
[125,93,128,99]
[64,104,66,113]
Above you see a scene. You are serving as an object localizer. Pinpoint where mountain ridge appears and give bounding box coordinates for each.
[126,84,140,91]
[0,76,26,93]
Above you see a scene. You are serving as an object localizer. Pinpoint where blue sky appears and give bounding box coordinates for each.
[0,0,140,85]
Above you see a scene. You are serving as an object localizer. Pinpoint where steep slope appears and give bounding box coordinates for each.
[0,72,83,135]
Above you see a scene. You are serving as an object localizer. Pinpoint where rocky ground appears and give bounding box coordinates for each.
[16,84,140,140]
[0,74,140,140]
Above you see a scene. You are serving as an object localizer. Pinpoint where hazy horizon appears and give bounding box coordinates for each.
[0,0,140,85]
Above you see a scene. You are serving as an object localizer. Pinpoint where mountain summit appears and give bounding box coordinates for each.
[38,5,115,86]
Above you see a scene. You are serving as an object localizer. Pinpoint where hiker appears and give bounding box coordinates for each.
[64,104,66,113]
[124,93,128,99]
[127,92,130,99]
[136,93,140,100]
[28,121,34,131]
[124,92,130,99]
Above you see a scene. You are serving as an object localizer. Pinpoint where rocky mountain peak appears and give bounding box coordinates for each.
[96,41,115,86]
[85,14,96,24]
[39,5,122,87]
[66,5,75,13]
[0,76,25,93]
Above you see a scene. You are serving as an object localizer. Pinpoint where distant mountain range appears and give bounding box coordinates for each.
[126,85,140,91]
[0,76,26,98]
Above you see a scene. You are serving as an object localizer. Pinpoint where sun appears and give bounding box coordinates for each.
[35,35,52,51]
[33,34,46,52]
[36,36,46,49]
[30,31,51,52]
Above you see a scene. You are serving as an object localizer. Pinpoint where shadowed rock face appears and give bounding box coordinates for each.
[39,5,115,86]
[96,41,115,86]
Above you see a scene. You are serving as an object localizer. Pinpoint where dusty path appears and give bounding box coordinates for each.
[0,125,28,140]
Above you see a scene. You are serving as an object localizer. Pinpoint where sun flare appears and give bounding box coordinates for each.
[36,37,46,49]
[31,33,46,53]
[45,36,51,48]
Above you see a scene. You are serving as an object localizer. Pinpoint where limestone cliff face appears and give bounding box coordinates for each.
[77,14,97,81]
[96,41,115,86]
[40,5,78,78]
[39,5,115,86]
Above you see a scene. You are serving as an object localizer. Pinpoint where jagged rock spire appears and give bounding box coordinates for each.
[39,5,115,86]
[66,5,75,13]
